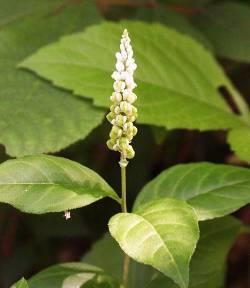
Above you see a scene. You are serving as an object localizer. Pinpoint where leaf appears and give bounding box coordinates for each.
[85,217,241,288]
[0,0,62,27]
[11,278,29,288]
[0,155,119,213]
[136,6,212,49]
[83,234,123,281]
[228,127,250,163]
[21,21,249,130]
[134,162,250,220]
[150,126,169,145]
[147,216,241,288]
[0,1,105,157]
[109,198,199,288]
[83,233,156,288]
[194,1,250,62]
[27,262,119,288]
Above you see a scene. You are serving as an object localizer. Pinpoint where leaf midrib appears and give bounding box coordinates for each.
[187,179,250,201]
[22,40,236,115]
[137,213,186,288]
[27,58,242,121]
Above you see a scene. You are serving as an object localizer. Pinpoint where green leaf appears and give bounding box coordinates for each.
[136,6,212,49]
[109,198,199,288]
[0,0,62,27]
[151,126,169,145]
[134,162,250,220]
[0,155,119,213]
[85,216,241,288]
[11,278,29,288]
[83,233,156,288]
[27,262,119,288]
[228,127,250,163]
[0,1,105,157]
[194,1,250,62]
[21,21,248,130]
[147,216,241,288]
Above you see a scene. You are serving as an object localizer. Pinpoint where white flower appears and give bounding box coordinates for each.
[116,61,125,72]
[106,29,137,160]
[64,210,71,220]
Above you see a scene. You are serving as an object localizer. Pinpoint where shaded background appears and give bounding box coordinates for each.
[0,0,249,287]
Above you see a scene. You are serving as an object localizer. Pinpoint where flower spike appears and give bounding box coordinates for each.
[106,29,137,160]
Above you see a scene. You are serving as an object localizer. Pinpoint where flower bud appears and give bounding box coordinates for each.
[114,115,127,127]
[111,92,122,102]
[126,92,137,104]
[126,145,135,159]
[106,139,116,150]
[116,61,125,72]
[106,29,138,160]
[110,126,123,139]
[113,81,125,92]
[106,112,115,123]
[133,126,138,136]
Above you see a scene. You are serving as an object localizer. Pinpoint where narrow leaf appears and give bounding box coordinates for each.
[134,162,250,220]
[109,198,199,288]
[0,155,119,213]
[21,21,248,130]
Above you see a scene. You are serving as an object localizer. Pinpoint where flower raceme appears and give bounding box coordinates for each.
[106,29,138,160]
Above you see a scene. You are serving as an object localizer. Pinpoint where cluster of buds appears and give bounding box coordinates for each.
[106,29,138,160]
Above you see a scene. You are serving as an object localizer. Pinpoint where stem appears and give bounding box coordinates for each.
[121,163,127,213]
[123,253,130,288]
[119,158,130,288]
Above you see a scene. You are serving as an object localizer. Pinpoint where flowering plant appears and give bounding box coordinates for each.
[1,14,249,288]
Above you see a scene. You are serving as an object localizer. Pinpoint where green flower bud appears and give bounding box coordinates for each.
[110,104,116,113]
[110,126,123,139]
[126,145,135,159]
[110,92,122,102]
[106,139,116,150]
[115,115,127,127]
[106,112,116,123]
[118,137,129,151]
[133,126,138,136]
[132,106,137,114]
[127,115,136,122]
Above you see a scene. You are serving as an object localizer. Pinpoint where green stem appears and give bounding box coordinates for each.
[121,163,127,213]
[123,253,130,288]
[119,158,130,288]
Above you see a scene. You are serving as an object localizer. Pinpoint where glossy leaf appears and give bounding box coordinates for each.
[0,155,119,213]
[11,278,29,288]
[147,216,241,288]
[0,1,105,157]
[109,198,199,288]
[27,262,119,288]
[228,127,250,163]
[195,1,250,62]
[134,162,250,220]
[21,21,248,130]
[83,233,155,288]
